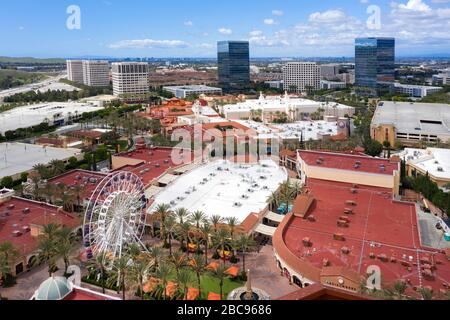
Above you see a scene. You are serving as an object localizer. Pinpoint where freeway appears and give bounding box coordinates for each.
[0,73,73,101]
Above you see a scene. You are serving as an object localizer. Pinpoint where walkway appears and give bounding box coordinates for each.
[245,245,297,299]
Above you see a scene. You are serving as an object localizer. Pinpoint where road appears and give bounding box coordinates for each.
[0,73,69,102]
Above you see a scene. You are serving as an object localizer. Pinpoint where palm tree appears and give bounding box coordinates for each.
[234,234,257,272]
[40,183,55,204]
[72,185,84,209]
[33,164,51,179]
[155,263,172,300]
[37,237,58,276]
[60,192,75,213]
[49,159,66,176]
[154,204,173,246]
[190,254,205,297]
[174,208,190,224]
[56,226,72,244]
[210,215,223,232]
[43,223,60,242]
[199,223,212,265]
[191,211,207,229]
[149,246,163,271]
[163,216,177,256]
[0,242,19,265]
[382,281,409,300]
[0,242,19,279]
[128,259,151,300]
[210,264,228,300]
[171,251,186,277]
[177,222,192,252]
[56,241,72,274]
[112,256,130,300]
[267,192,281,211]
[212,228,231,265]
[418,287,434,300]
[176,269,192,300]
[128,243,142,260]
[89,255,108,294]
[226,217,238,239]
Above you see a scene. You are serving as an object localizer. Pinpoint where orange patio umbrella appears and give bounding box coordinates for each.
[207,261,220,271]
[208,292,222,300]
[165,281,178,298]
[225,266,240,278]
[143,277,160,294]
[186,288,200,301]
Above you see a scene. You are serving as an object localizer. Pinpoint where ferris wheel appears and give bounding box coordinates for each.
[83,171,148,267]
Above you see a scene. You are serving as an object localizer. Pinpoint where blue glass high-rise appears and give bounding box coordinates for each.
[355,37,395,94]
[217,41,250,91]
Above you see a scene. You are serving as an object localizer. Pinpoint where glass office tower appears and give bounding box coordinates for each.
[355,37,395,94]
[218,41,250,91]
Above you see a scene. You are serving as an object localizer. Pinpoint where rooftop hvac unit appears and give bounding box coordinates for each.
[345,200,357,206]
[344,208,353,215]
[350,188,358,194]
[7,204,15,210]
[12,230,22,237]
[341,247,350,255]
[22,208,30,214]
[333,233,346,241]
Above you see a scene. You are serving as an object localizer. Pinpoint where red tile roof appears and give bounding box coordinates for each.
[114,147,193,186]
[0,197,80,256]
[278,283,372,300]
[298,150,399,175]
[47,170,107,202]
[274,179,450,292]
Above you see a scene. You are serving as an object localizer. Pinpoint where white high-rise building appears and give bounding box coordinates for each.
[283,62,321,93]
[66,60,84,84]
[111,62,149,98]
[82,60,110,87]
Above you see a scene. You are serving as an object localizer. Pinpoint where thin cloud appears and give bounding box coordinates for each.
[109,39,190,49]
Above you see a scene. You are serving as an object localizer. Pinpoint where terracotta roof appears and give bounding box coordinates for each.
[321,266,362,284]
[240,213,260,234]
[278,283,371,300]
[298,150,399,175]
[292,194,315,218]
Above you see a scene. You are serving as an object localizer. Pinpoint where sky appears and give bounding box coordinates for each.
[1,0,450,58]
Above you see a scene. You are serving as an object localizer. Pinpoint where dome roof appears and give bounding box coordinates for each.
[35,276,72,300]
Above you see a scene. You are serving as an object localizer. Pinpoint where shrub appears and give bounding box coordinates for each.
[212,252,220,260]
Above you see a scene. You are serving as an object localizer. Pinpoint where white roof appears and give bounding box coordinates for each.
[0,142,81,178]
[399,148,450,181]
[222,94,354,114]
[254,223,277,236]
[0,102,104,134]
[149,159,288,223]
[372,101,450,137]
[235,120,339,141]
[265,211,286,223]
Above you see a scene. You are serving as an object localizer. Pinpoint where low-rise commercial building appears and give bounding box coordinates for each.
[371,101,450,146]
[273,150,450,294]
[0,142,82,181]
[220,93,355,122]
[321,80,347,90]
[394,83,442,98]
[162,85,222,99]
[0,191,80,277]
[398,148,450,188]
